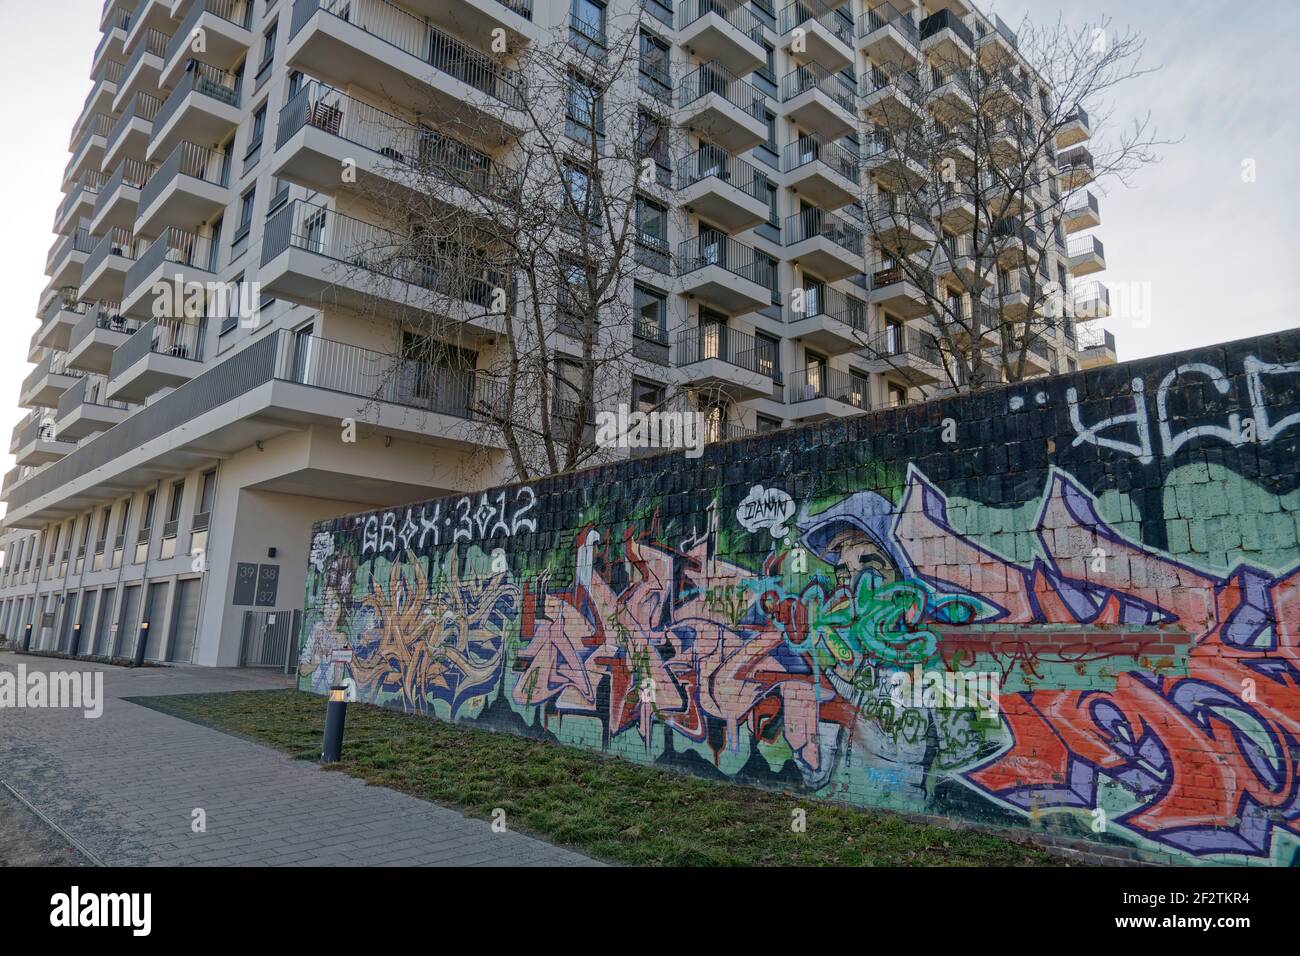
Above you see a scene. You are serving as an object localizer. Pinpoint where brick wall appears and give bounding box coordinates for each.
[298,329,1300,866]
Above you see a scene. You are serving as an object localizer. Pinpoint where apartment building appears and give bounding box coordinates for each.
[0,0,1112,666]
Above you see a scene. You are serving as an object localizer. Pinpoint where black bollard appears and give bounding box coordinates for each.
[321,685,348,763]
[22,623,32,652]
[132,621,150,667]
[70,623,82,657]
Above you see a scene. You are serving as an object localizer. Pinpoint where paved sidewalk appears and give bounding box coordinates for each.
[0,651,600,866]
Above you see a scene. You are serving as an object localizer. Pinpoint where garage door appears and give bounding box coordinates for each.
[168,579,200,663]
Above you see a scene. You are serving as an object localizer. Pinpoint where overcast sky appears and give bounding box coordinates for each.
[1,0,1297,506]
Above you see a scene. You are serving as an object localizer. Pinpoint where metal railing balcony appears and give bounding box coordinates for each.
[781,133,860,182]
[865,326,943,366]
[675,233,774,288]
[84,227,141,278]
[778,0,853,47]
[920,8,975,48]
[24,352,86,395]
[42,288,89,327]
[166,0,253,67]
[996,269,1033,298]
[679,0,765,45]
[496,0,532,19]
[15,416,58,450]
[676,144,768,202]
[94,157,154,222]
[73,112,114,155]
[94,8,131,65]
[857,4,919,45]
[1065,190,1100,217]
[106,91,162,150]
[122,26,170,81]
[782,207,864,255]
[861,65,924,102]
[277,81,520,199]
[1078,325,1116,353]
[125,227,218,298]
[784,284,868,333]
[70,301,137,351]
[785,366,868,408]
[781,61,857,114]
[674,325,770,377]
[1064,104,1090,129]
[1059,146,1095,171]
[153,60,242,135]
[58,375,132,421]
[289,0,525,109]
[138,141,230,214]
[262,200,507,309]
[86,57,126,109]
[110,317,205,380]
[676,62,765,119]
[703,419,756,443]
[49,228,97,272]
[1067,234,1105,260]
[56,170,108,228]
[975,13,1019,49]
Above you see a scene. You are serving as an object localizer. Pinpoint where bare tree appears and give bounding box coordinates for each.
[857,11,1170,393]
[312,6,681,482]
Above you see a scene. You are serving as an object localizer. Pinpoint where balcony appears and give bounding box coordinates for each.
[935,233,977,284]
[782,134,860,211]
[55,375,132,440]
[54,170,106,236]
[91,160,154,237]
[856,4,920,68]
[67,302,142,374]
[260,200,510,334]
[991,218,1045,266]
[102,91,162,173]
[675,233,773,315]
[1074,282,1110,319]
[92,8,130,76]
[991,269,1033,316]
[287,0,526,141]
[783,284,869,355]
[920,9,975,65]
[146,61,242,163]
[974,13,1018,67]
[1058,146,1096,190]
[36,290,89,353]
[780,62,857,140]
[113,27,171,114]
[136,142,230,238]
[675,145,770,232]
[4,329,505,528]
[1062,189,1101,233]
[1066,234,1106,276]
[160,0,254,89]
[123,0,173,57]
[677,0,766,75]
[675,63,767,153]
[47,229,96,290]
[864,191,935,250]
[673,326,774,399]
[778,1,855,72]
[80,228,141,302]
[866,260,931,318]
[1078,325,1117,369]
[84,56,125,121]
[1057,104,1091,149]
[107,317,205,402]
[21,353,85,409]
[927,67,976,123]
[273,82,519,209]
[121,228,219,317]
[398,0,537,45]
[858,326,945,384]
[860,67,925,128]
[785,366,868,420]
[12,416,75,468]
[783,208,864,281]
[65,113,113,190]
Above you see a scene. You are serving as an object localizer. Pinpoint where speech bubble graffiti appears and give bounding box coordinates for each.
[736,485,796,538]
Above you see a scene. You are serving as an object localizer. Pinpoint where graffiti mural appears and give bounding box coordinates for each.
[300,334,1300,865]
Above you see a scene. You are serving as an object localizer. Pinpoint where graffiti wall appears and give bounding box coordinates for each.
[299,330,1300,865]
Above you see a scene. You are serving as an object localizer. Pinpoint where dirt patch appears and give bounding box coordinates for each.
[0,785,90,867]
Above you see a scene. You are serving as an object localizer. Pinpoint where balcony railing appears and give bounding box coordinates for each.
[781,61,856,114]
[674,325,771,377]
[675,233,775,289]
[125,227,219,299]
[166,0,253,67]
[23,352,86,396]
[153,60,242,135]
[49,228,97,271]
[84,227,141,279]
[110,317,205,381]
[858,4,919,44]
[1078,324,1116,353]
[1067,234,1105,260]
[920,9,975,49]
[58,374,132,420]
[1074,283,1110,316]
[262,200,507,309]
[679,0,765,45]
[277,81,520,199]
[70,301,138,353]
[786,366,868,409]
[785,284,868,333]
[676,144,768,203]
[781,133,860,182]
[290,0,525,109]
[42,288,89,327]
[121,26,170,81]
[94,158,155,223]
[782,207,864,255]
[138,141,230,215]
[1064,104,1090,129]
[1058,147,1095,176]
[865,326,944,366]
[55,170,107,228]
[676,62,766,119]
[778,0,853,48]
[703,419,756,443]
[106,91,162,154]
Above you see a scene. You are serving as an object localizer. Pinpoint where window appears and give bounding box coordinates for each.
[765,109,778,152]
[234,186,256,244]
[889,383,909,407]
[287,69,304,101]
[756,414,782,433]
[195,470,216,523]
[638,29,670,101]
[553,357,591,422]
[562,162,592,219]
[636,110,670,181]
[632,379,664,416]
[245,102,267,160]
[756,331,781,381]
[565,68,604,142]
[570,0,607,51]
[113,498,130,569]
[765,180,780,227]
[634,284,667,343]
[756,249,779,304]
[165,482,184,529]
[636,195,668,253]
[256,22,278,87]
[757,42,775,84]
